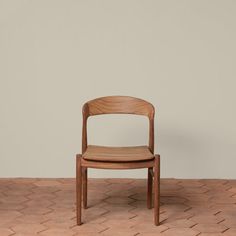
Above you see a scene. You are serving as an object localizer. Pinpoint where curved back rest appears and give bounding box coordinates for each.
[82,96,155,153]
[83,96,154,118]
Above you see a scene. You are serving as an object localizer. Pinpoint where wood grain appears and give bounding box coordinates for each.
[81,158,155,169]
[76,154,82,225]
[83,96,155,118]
[82,96,155,155]
[82,167,87,209]
[76,96,160,226]
[154,155,160,226]
[147,167,153,209]
[82,145,154,162]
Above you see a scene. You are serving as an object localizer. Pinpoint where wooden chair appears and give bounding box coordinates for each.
[76,96,160,225]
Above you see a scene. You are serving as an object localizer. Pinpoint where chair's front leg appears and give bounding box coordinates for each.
[147,167,153,209]
[82,167,88,209]
[76,154,82,225]
[154,155,160,226]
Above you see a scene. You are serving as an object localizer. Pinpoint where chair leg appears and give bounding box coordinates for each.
[147,167,153,209]
[82,167,88,209]
[76,154,82,225]
[154,155,160,226]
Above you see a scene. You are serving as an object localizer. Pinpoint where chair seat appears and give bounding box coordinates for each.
[82,145,154,162]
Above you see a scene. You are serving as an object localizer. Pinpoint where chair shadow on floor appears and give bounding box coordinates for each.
[83,177,215,226]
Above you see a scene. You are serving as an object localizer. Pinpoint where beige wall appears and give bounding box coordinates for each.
[0,0,236,178]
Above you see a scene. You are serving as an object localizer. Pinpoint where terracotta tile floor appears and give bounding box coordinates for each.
[0,178,236,236]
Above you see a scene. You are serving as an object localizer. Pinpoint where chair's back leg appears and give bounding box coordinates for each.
[154,155,160,226]
[147,167,153,209]
[76,155,82,225]
[82,168,88,209]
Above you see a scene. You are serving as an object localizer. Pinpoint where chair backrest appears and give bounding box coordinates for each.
[82,96,155,153]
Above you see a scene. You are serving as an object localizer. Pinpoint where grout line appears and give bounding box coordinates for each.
[98,227,109,234]
[222,227,230,233]
[190,223,198,228]
[160,226,169,233]
[133,233,140,236]
[217,219,225,224]
[214,211,221,216]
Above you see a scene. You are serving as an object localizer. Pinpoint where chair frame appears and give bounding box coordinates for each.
[76,96,160,225]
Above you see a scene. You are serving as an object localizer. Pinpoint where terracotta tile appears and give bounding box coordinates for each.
[86,190,108,206]
[101,230,137,236]
[206,190,234,197]
[199,179,228,186]
[162,211,193,222]
[209,196,236,204]
[54,190,74,196]
[0,188,9,195]
[34,180,62,187]
[14,214,49,224]
[190,214,224,224]
[25,199,53,208]
[0,210,22,227]
[101,207,135,220]
[226,180,236,188]
[106,178,134,184]
[180,187,209,194]
[11,223,46,234]
[26,193,56,200]
[87,179,110,190]
[73,234,100,236]
[162,203,190,212]
[104,196,134,205]
[0,228,15,236]
[164,219,196,228]
[72,223,108,233]
[31,186,60,194]
[185,194,211,205]
[42,219,76,229]
[129,200,151,210]
[210,203,236,212]
[138,234,165,236]
[130,179,146,186]
[178,179,204,187]
[3,189,32,196]
[82,207,109,223]
[223,228,236,236]
[45,210,75,221]
[50,203,74,210]
[0,178,236,235]
[195,233,223,236]
[161,196,187,204]
[20,207,52,215]
[221,218,236,228]
[193,223,228,233]
[7,183,35,190]
[130,220,168,233]
[77,215,107,224]
[8,234,38,236]
[0,202,26,211]
[0,179,14,185]
[0,195,28,204]
[186,207,220,215]
[161,227,200,236]
[129,192,147,201]
[103,219,135,230]
[11,178,37,184]
[217,210,236,219]
[38,228,75,236]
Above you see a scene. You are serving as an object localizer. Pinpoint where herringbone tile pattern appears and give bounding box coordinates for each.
[0,178,236,235]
